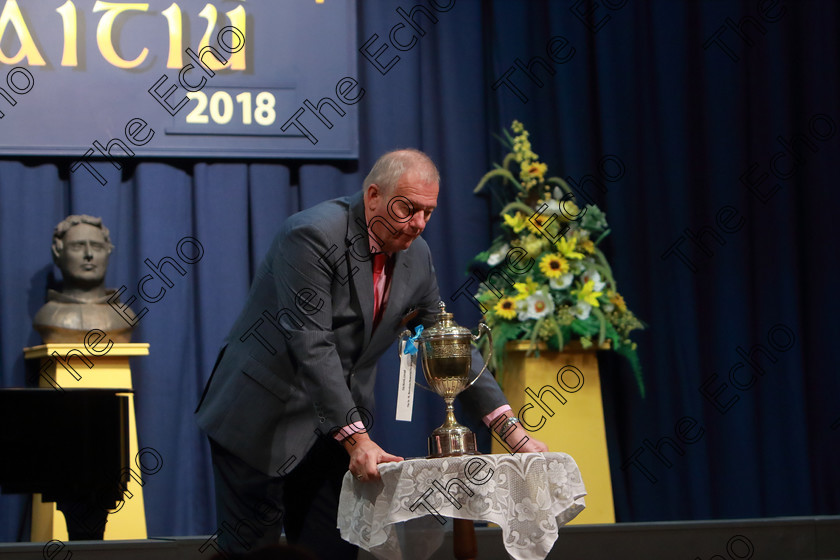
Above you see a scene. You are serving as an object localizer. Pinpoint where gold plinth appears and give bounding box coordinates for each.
[23,343,149,541]
[492,341,615,524]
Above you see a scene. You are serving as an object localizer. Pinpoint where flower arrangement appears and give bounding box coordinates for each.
[470,121,645,395]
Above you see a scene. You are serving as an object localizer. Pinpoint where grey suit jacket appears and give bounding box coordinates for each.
[195,190,507,476]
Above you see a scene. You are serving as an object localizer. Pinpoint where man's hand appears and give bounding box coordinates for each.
[517,433,549,453]
[342,432,403,482]
[494,414,549,453]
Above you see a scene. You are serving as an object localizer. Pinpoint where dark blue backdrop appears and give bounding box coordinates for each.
[1,0,838,541]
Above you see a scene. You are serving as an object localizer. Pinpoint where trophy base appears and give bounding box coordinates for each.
[427,430,479,458]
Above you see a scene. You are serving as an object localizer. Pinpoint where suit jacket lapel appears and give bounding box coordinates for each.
[345,191,375,348]
[381,251,410,331]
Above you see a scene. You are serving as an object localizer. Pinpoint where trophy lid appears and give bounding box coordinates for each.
[421,301,473,340]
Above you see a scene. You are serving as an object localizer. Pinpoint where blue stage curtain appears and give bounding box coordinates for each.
[1,0,838,542]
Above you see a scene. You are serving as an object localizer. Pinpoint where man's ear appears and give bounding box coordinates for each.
[51,244,61,262]
[366,183,381,208]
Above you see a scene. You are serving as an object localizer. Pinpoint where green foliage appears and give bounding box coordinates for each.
[469,121,646,396]
[581,204,608,230]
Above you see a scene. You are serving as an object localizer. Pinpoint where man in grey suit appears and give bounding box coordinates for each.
[195,149,546,559]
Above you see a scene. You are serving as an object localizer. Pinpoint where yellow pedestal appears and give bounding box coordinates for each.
[23,343,150,541]
[491,341,615,524]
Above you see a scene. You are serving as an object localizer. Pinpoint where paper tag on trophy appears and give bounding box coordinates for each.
[396,338,417,421]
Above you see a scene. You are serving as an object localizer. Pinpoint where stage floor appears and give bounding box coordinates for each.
[1,516,838,559]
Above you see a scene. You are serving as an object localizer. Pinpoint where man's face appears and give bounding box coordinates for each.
[367,170,439,253]
[54,223,111,287]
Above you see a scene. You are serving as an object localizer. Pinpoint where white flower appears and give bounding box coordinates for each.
[514,497,538,522]
[546,460,569,486]
[484,475,510,502]
[413,469,439,493]
[487,244,509,266]
[574,301,592,320]
[522,290,554,320]
[581,270,606,292]
[549,273,574,290]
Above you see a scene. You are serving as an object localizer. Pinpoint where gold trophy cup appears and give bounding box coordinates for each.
[402,301,493,458]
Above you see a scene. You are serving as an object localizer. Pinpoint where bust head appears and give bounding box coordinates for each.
[33,215,134,343]
[51,215,113,296]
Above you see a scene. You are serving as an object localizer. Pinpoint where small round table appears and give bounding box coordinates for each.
[338,452,587,560]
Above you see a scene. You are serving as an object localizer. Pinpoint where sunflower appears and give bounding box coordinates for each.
[539,254,569,278]
[520,161,548,182]
[580,239,596,254]
[494,297,517,319]
[525,210,552,236]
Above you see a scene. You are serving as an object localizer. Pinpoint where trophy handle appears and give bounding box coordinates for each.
[399,329,436,393]
[465,323,493,389]
[414,381,436,393]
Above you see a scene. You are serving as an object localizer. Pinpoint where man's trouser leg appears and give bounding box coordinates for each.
[282,436,359,560]
[209,435,358,559]
[209,437,286,555]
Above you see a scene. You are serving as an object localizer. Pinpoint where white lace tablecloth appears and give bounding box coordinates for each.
[337,452,586,560]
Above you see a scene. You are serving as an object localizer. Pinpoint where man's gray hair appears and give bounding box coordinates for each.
[362,149,440,195]
[52,214,113,256]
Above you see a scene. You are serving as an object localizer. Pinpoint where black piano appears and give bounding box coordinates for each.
[0,388,130,540]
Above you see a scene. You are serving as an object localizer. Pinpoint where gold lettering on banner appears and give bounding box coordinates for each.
[0,0,248,70]
[93,1,150,69]
[0,0,46,65]
[161,3,183,68]
[198,3,245,70]
[56,1,78,67]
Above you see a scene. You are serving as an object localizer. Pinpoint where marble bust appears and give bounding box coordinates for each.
[33,215,135,343]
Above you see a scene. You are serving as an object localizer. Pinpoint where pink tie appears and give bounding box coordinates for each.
[372,253,388,327]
